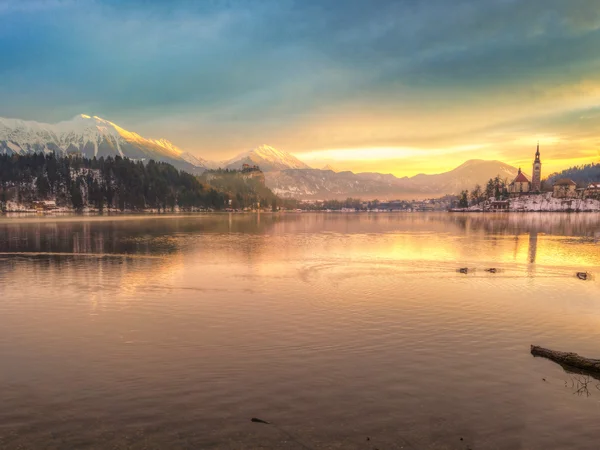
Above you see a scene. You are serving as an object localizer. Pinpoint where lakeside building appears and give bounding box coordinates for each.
[489,200,509,211]
[584,183,600,199]
[32,200,58,211]
[552,179,578,199]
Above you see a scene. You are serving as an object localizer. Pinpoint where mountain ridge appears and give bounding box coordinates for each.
[266,160,519,200]
[1,114,519,199]
[0,114,209,173]
[322,164,339,172]
[223,144,311,172]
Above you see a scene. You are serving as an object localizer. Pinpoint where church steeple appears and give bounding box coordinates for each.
[532,142,542,191]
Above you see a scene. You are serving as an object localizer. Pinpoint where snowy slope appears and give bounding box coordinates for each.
[0,114,208,173]
[508,193,600,212]
[179,151,211,168]
[225,145,311,172]
[464,193,600,212]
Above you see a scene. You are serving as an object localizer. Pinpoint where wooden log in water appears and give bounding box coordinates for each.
[531,345,600,374]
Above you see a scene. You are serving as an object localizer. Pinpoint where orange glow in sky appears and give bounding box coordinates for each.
[3,0,600,177]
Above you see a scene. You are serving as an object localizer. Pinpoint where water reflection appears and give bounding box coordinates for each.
[529,230,538,264]
[1,213,600,449]
[1,213,600,270]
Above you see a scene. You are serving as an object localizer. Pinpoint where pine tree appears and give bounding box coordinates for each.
[470,184,482,205]
[459,190,469,208]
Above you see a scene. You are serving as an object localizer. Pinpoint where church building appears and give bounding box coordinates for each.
[508,168,531,194]
[508,144,542,195]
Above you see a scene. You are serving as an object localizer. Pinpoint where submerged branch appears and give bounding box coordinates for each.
[531,345,600,376]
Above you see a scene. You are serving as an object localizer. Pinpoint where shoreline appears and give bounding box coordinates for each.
[2,209,600,220]
[450,192,600,213]
[449,209,600,213]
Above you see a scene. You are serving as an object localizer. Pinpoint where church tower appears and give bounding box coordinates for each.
[531,143,542,192]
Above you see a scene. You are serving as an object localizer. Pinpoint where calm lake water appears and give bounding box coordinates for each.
[1,212,600,449]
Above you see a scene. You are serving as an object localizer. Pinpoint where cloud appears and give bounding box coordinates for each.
[0,0,599,173]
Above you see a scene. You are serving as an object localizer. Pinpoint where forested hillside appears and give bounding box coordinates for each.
[0,153,270,211]
[200,167,278,210]
[546,163,600,186]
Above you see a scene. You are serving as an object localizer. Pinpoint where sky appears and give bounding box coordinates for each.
[1,0,600,176]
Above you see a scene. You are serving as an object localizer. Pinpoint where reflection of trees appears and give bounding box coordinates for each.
[0,221,137,255]
[445,213,600,238]
[1,212,599,266]
[0,215,292,256]
[565,375,600,397]
[0,215,304,268]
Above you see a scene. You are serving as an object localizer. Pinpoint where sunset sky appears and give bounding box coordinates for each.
[1,0,600,176]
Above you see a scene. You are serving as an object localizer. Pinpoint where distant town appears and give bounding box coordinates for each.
[450,144,600,212]
[287,145,600,213]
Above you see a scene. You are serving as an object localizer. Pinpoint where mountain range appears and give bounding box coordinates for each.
[0,115,209,174]
[222,145,310,172]
[265,160,518,200]
[0,115,519,199]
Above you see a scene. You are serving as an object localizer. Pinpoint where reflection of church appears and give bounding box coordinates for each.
[508,144,542,195]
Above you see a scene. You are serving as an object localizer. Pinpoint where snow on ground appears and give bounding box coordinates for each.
[462,193,600,212]
[509,193,600,212]
[0,114,190,163]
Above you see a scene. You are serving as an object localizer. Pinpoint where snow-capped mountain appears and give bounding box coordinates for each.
[0,114,520,200]
[179,151,211,169]
[224,145,311,172]
[0,114,209,173]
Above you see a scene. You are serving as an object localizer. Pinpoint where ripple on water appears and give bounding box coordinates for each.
[0,213,599,449]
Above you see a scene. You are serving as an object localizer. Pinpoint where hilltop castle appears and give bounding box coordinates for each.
[508,144,542,194]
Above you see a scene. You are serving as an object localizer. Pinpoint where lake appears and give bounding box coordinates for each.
[1,212,599,449]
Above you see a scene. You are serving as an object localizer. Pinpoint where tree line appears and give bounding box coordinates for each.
[199,169,280,211]
[546,163,600,186]
[0,153,230,211]
[457,176,509,208]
